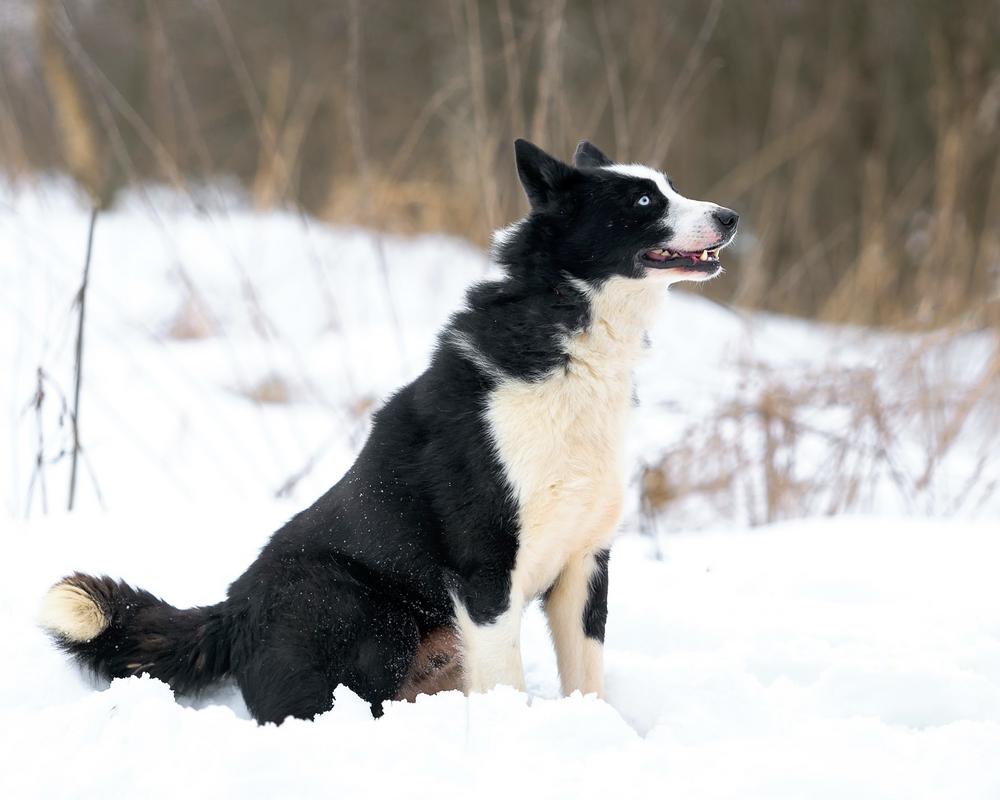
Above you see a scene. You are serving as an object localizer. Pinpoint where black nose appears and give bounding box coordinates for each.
[713,208,739,230]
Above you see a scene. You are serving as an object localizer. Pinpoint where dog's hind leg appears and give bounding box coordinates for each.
[235,581,420,724]
[237,644,336,725]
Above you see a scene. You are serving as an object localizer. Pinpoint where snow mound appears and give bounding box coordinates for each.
[1,511,998,798]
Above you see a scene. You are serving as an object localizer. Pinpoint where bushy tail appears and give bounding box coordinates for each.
[39,573,232,694]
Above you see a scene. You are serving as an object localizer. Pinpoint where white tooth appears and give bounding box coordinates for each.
[700,250,708,261]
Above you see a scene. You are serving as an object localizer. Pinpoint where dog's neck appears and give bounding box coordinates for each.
[566,277,666,383]
[566,275,664,365]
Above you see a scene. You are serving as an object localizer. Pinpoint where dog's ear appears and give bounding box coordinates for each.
[514,139,576,209]
[573,140,613,169]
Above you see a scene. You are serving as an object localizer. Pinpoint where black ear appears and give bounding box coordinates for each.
[514,139,576,209]
[573,140,613,169]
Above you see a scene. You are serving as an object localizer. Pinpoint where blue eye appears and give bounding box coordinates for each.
[637,195,651,206]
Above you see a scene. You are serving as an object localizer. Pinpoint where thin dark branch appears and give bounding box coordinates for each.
[68,205,98,511]
[25,367,49,517]
[345,0,408,373]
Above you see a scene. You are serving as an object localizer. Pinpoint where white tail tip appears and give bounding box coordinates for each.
[39,581,108,642]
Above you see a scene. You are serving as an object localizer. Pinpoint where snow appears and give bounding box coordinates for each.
[2,182,999,797]
[2,512,999,798]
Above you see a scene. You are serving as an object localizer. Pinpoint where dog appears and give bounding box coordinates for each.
[40,139,738,724]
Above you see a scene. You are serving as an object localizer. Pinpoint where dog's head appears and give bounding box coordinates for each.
[495,139,738,286]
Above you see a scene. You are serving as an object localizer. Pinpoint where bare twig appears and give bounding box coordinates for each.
[648,0,723,164]
[593,0,629,158]
[67,205,98,511]
[496,0,525,137]
[345,0,408,372]
[24,368,49,516]
[530,0,566,145]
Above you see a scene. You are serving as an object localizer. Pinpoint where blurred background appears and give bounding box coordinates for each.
[5,0,1000,323]
[2,0,999,529]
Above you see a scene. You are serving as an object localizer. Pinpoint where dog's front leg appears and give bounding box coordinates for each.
[453,571,526,693]
[544,549,609,697]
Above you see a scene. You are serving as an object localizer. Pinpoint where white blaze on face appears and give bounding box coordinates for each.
[603,164,724,252]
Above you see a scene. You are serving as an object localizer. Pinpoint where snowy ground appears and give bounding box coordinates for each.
[2,182,999,797]
[2,512,999,798]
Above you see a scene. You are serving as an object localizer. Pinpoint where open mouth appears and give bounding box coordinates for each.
[641,244,726,272]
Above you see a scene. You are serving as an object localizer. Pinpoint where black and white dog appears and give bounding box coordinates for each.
[40,140,737,724]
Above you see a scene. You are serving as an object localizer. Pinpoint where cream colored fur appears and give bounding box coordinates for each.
[458,275,665,695]
[544,551,606,696]
[39,582,107,642]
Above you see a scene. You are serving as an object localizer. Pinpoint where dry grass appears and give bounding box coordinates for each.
[4,0,999,523]
[640,331,1000,530]
[241,375,293,406]
[2,0,998,326]
[165,292,217,341]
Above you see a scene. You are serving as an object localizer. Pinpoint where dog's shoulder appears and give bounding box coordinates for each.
[440,276,592,382]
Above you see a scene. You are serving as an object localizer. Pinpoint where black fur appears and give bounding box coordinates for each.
[583,550,611,642]
[44,139,735,724]
[48,573,231,695]
[573,140,613,169]
[498,138,679,286]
